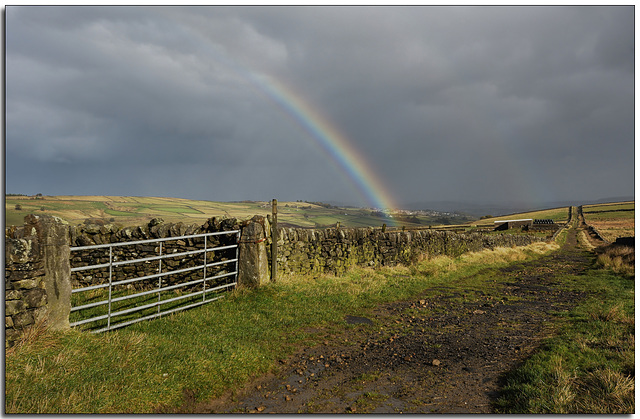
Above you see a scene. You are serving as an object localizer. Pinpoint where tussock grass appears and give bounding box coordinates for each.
[6,316,52,356]
[595,245,634,276]
[496,268,634,414]
[6,241,556,414]
[589,303,634,324]
[461,241,559,264]
[576,230,595,250]
[7,239,632,414]
[574,369,635,413]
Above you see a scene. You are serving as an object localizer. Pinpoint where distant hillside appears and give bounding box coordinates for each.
[406,196,634,218]
[4,195,468,229]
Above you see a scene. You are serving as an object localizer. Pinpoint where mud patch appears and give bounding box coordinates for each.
[189,229,593,414]
[345,315,374,325]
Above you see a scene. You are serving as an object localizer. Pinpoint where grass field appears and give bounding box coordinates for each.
[4,195,467,229]
[475,207,571,225]
[5,236,633,413]
[6,195,632,238]
[582,201,634,242]
[459,206,571,232]
[5,241,558,413]
[5,196,274,227]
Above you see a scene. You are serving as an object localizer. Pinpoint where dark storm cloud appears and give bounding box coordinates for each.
[5,6,634,207]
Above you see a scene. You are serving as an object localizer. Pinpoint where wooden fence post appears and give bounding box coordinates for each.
[271,199,277,282]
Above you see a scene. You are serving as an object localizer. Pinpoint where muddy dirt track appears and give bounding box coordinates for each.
[186,227,595,413]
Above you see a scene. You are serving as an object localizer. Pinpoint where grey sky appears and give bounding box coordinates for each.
[5,6,635,209]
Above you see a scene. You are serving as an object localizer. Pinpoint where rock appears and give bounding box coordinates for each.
[84,224,102,234]
[5,300,25,316]
[6,238,35,264]
[432,359,441,366]
[5,290,23,300]
[12,310,34,328]
[24,288,47,308]
[149,218,164,227]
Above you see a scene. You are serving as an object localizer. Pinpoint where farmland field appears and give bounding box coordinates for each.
[462,206,571,231]
[480,207,571,223]
[4,195,465,229]
[581,201,634,242]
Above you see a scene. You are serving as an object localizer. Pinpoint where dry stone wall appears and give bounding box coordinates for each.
[5,216,242,346]
[69,217,241,291]
[269,227,542,277]
[5,215,71,347]
[5,216,48,345]
[6,213,543,345]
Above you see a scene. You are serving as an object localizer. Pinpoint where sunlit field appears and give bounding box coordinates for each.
[582,202,634,243]
[5,195,469,229]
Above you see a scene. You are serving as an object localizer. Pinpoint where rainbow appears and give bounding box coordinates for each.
[249,73,400,214]
[165,17,400,215]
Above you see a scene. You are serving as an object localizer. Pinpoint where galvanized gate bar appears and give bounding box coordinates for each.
[70,271,237,312]
[70,279,236,329]
[70,258,238,294]
[69,230,240,333]
[157,242,163,314]
[69,230,240,251]
[70,244,238,273]
[89,292,229,334]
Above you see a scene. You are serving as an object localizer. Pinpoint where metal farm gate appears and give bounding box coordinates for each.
[69,230,240,333]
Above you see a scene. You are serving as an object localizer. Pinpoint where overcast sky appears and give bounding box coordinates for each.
[5,6,635,209]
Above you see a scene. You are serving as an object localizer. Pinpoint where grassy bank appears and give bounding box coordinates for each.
[495,269,634,413]
[5,239,633,413]
[5,242,555,413]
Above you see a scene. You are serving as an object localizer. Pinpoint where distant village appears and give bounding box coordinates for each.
[258,200,469,220]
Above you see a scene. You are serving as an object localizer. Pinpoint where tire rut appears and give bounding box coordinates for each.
[188,227,593,414]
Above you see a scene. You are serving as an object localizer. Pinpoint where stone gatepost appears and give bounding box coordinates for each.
[237,216,270,288]
[29,214,72,330]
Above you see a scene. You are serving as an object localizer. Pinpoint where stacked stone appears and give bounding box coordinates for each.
[272,227,542,277]
[5,213,543,345]
[69,217,240,290]
[5,216,49,346]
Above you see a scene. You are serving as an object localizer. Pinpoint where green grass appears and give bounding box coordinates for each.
[104,209,136,217]
[495,268,634,413]
[582,202,634,212]
[69,278,235,333]
[4,195,461,229]
[5,239,633,413]
[5,242,556,413]
[582,210,634,221]
[478,207,571,224]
